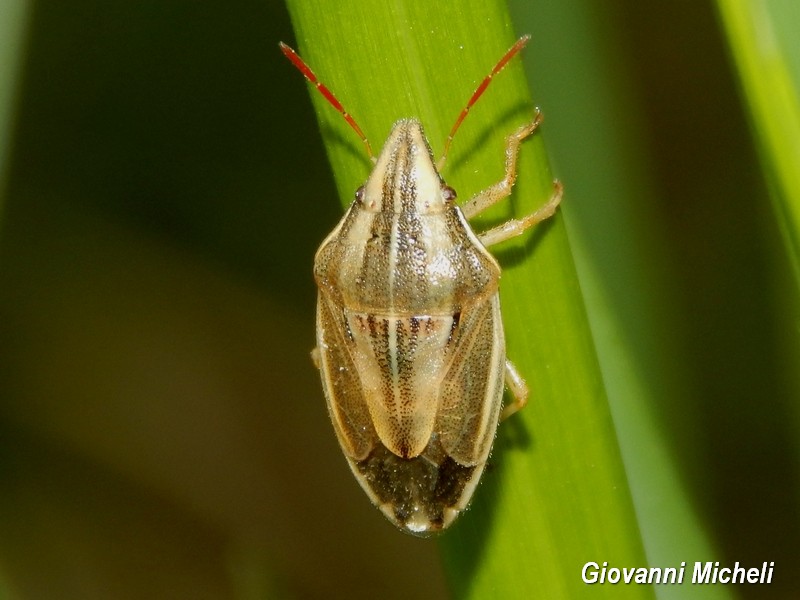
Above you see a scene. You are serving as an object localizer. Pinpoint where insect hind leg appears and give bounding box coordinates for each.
[311,347,321,369]
[501,359,529,421]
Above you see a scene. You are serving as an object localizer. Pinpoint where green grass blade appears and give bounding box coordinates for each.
[514,4,732,599]
[284,1,649,597]
[0,0,31,226]
[715,0,800,558]
[716,0,800,284]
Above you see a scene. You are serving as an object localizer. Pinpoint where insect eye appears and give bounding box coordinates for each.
[442,185,457,203]
[355,185,365,203]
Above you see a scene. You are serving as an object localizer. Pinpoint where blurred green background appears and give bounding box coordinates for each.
[0,0,797,599]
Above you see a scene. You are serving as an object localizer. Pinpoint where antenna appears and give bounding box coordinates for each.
[438,35,530,168]
[280,42,374,159]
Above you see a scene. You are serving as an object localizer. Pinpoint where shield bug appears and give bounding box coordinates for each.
[281,36,562,535]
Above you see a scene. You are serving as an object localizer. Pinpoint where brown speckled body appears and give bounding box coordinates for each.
[283,35,564,536]
[315,120,506,535]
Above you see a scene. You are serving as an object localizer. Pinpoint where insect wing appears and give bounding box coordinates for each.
[316,291,377,461]
[316,285,508,534]
[437,293,506,466]
[344,312,456,458]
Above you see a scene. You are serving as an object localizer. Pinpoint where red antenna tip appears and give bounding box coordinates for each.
[439,35,531,168]
[280,41,374,159]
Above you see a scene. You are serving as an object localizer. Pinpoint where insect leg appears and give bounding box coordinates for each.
[500,359,529,421]
[311,347,321,369]
[477,180,563,248]
[462,111,543,220]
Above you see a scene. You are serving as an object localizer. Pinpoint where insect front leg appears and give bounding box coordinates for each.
[462,111,543,220]
[500,359,530,421]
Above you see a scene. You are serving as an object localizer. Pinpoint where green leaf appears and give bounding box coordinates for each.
[715,2,800,571]
[284,0,650,597]
[513,4,733,599]
[0,0,31,225]
[716,0,800,285]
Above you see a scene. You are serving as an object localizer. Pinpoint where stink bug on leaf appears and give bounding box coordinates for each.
[281,36,563,536]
